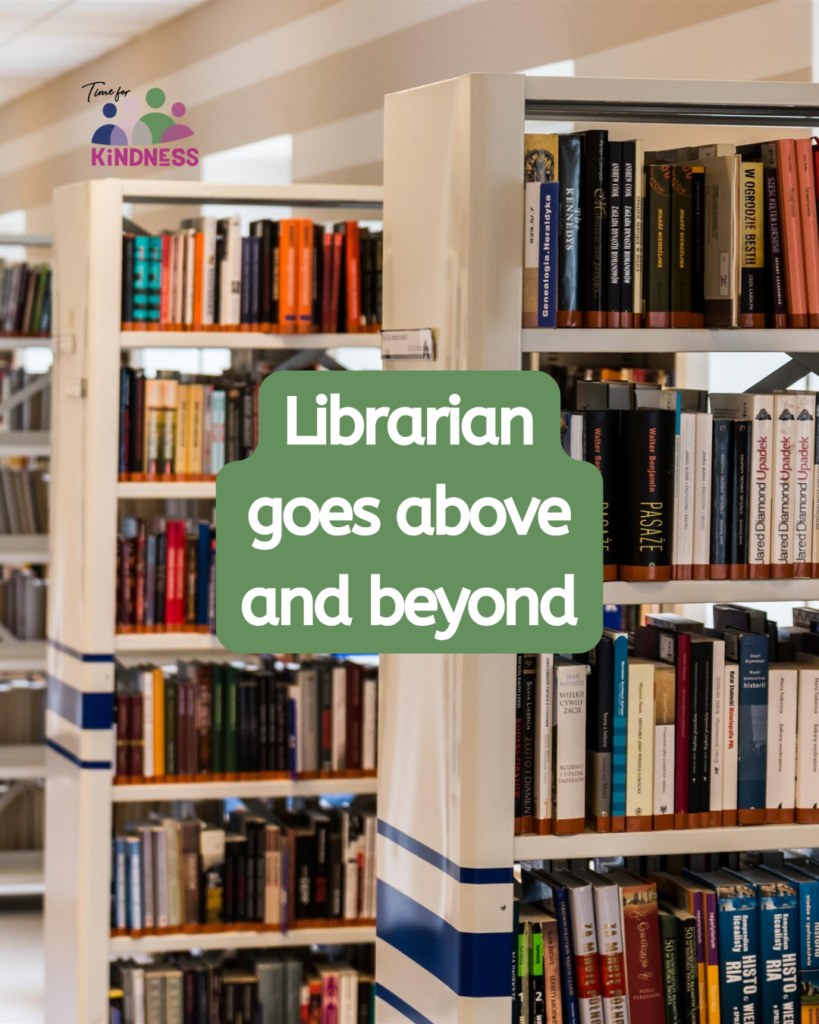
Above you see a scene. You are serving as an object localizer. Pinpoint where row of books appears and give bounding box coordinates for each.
[523,132,819,329]
[112,948,375,1024]
[0,678,44,744]
[514,852,819,1024]
[514,605,819,837]
[562,380,819,581]
[116,517,214,633]
[113,658,378,783]
[120,218,382,333]
[111,799,376,935]
[0,568,46,640]
[545,362,673,410]
[0,261,51,336]
[0,367,50,430]
[118,369,261,481]
[0,465,48,536]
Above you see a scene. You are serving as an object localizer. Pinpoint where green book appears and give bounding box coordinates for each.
[659,907,681,1024]
[224,665,238,774]
[164,677,177,776]
[29,267,47,334]
[211,665,224,775]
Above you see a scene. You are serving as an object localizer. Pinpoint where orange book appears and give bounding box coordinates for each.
[795,139,819,327]
[192,232,204,326]
[278,219,298,334]
[297,219,313,334]
[776,139,808,327]
[344,221,362,333]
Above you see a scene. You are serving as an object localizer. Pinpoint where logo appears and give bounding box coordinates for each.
[88,85,198,168]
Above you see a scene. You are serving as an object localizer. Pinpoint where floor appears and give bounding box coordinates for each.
[0,901,44,1023]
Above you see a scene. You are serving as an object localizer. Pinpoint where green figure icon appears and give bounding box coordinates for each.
[132,88,176,145]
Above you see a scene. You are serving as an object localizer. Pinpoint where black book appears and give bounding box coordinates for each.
[293,829,316,920]
[607,141,622,327]
[239,237,251,326]
[248,234,261,326]
[582,408,621,580]
[249,220,274,324]
[308,810,331,919]
[312,224,323,329]
[688,638,712,826]
[670,166,693,328]
[118,367,131,476]
[154,526,167,628]
[237,679,252,773]
[275,679,289,772]
[240,382,255,460]
[121,234,135,324]
[691,169,706,328]
[256,674,268,773]
[710,420,733,578]
[621,142,636,327]
[270,221,280,326]
[214,222,225,325]
[247,678,259,771]
[328,830,344,919]
[128,368,144,476]
[619,409,676,580]
[739,160,766,328]
[729,420,752,578]
[557,134,584,327]
[583,635,613,830]
[360,232,372,327]
[581,129,609,327]
[645,165,671,327]
[318,661,333,772]
[223,834,245,923]
[514,652,523,829]
[519,653,536,833]
[225,387,242,464]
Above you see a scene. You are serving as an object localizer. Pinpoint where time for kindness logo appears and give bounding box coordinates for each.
[83,81,199,168]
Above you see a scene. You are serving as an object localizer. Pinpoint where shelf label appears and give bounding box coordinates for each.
[380,328,436,361]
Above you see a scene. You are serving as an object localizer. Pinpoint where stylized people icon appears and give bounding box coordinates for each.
[91,103,129,146]
[162,102,194,143]
[131,89,194,145]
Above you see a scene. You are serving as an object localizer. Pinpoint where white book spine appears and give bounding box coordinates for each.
[300,668,319,772]
[525,181,540,272]
[592,884,630,1024]
[627,663,654,826]
[693,412,713,572]
[341,813,359,920]
[750,399,774,573]
[153,829,169,929]
[766,668,798,819]
[534,652,554,828]
[772,391,797,573]
[653,667,674,823]
[331,665,347,771]
[115,842,127,929]
[676,412,695,573]
[722,664,740,820]
[227,215,242,324]
[797,666,819,820]
[340,972,358,1024]
[202,217,217,325]
[566,884,605,1024]
[554,663,586,830]
[363,815,377,919]
[709,639,725,818]
[132,969,146,1024]
[362,676,377,770]
[264,844,281,925]
[795,392,815,573]
[142,670,154,779]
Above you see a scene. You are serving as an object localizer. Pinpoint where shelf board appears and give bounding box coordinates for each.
[0,850,43,895]
[113,775,377,802]
[0,535,48,564]
[522,327,819,354]
[119,180,383,208]
[110,924,376,954]
[117,481,215,499]
[603,578,819,604]
[121,331,380,350]
[0,431,50,457]
[514,822,819,860]
[0,639,45,673]
[115,632,223,654]
[0,744,45,779]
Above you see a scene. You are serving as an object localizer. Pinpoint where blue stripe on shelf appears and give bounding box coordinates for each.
[377,880,512,999]
[47,677,113,730]
[377,820,513,886]
[46,737,111,771]
[48,638,114,663]
[375,985,434,1024]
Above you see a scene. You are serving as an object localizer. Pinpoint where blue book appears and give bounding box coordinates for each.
[524,181,558,328]
[604,629,628,830]
[113,835,128,930]
[133,235,150,323]
[196,522,210,626]
[779,861,819,1021]
[730,867,798,1024]
[684,869,760,1024]
[125,834,142,932]
[724,627,768,822]
[147,236,162,323]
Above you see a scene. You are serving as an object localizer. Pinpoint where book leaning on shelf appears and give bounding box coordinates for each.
[113,657,378,784]
[111,798,376,937]
[111,950,376,1024]
[522,133,819,329]
[121,217,382,333]
[515,851,819,1024]
[514,603,819,837]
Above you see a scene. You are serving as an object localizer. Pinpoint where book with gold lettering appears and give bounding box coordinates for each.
[553,657,587,835]
[625,658,654,832]
[645,165,671,327]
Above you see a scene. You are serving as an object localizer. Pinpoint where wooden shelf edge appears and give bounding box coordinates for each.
[109,924,376,954]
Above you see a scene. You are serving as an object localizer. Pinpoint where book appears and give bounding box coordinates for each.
[765,663,797,823]
[670,165,694,328]
[582,130,609,328]
[608,142,623,328]
[584,640,612,832]
[534,653,555,834]
[724,628,769,825]
[524,182,559,328]
[606,629,629,833]
[557,135,584,327]
[625,658,654,832]
[554,870,605,1024]
[794,392,816,577]
[607,870,665,1024]
[659,908,681,1024]
[572,868,630,1024]
[739,160,765,328]
[645,165,671,327]
[553,657,587,835]
[653,658,676,830]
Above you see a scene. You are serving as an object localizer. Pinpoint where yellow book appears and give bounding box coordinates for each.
[625,658,654,832]
[153,668,165,778]
[524,134,559,182]
[161,377,179,477]
[187,383,204,479]
[174,382,190,479]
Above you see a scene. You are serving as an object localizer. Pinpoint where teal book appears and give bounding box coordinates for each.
[604,629,628,831]
[133,235,150,324]
[147,236,162,323]
[777,861,819,1021]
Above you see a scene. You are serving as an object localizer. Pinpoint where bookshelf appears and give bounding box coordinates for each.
[378,72,819,1024]
[0,744,45,779]
[45,179,382,1024]
[0,849,44,895]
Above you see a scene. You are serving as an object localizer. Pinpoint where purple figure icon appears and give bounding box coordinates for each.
[92,103,128,146]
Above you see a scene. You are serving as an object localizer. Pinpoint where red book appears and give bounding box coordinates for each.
[796,139,819,326]
[174,521,187,629]
[607,870,665,1024]
[159,234,171,325]
[129,693,144,780]
[321,232,333,332]
[344,222,362,333]
[776,139,808,327]
[115,692,130,780]
[165,520,177,628]
[346,662,363,771]
[297,219,313,334]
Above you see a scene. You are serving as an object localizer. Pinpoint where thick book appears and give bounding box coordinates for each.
[776,140,808,327]
[553,657,587,835]
[523,182,559,328]
[582,130,609,327]
[651,874,708,1024]
[527,870,581,1024]
[661,903,699,1024]
[608,142,623,327]
[739,161,765,327]
[625,658,654,832]
[794,391,815,578]
[670,165,693,328]
[659,908,681,1024]
[607,870,665,1024]
[652,659,676,830]
[645,165,671,327]
[519,653,537,834]
[706,637,726,828]
[700,154,741,328]
[796,138,819,327]
[691,168,705,327]
[557,134,584,327]
[692,412,713,580]
[724,627,769,824]
[554,870,606,1024]
[621,141,637,328]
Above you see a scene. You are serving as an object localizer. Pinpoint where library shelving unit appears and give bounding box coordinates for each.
[44,179,382,1024]
[377,73,819,1024]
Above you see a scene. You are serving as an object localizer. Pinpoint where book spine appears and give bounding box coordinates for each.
[701,892,720,1024]
[708,641,725,827]
[762,144,787,328]
[739,161,766,328]
[554,665,586,834]
[584,410,621,582]
[748,398,773,579]
[544,918,563,1024]
[765,668,797,823]
[777,140,808,327]
[555,887,581,1024]
[621,142,635,327]
[519,653,537,833]
[676,915,699,1024]
[715,898,759,1024]
[709,420,732,580]
[608,142,622,327]
[298,218,314,333]
[620,410,676,581]
[567,885,605,1024]
[593,884,629,1024]
[534,653,554,833]
[772,391,797,578]
[121,235,135,325]
[626,663,654,831]
[654,665,675,830]
[611,636,628,832]
[690,169,705,328]
[756,891,798,1024]
[645,165,671,327]
[729,632,769,824]
[692,413,713,579]
[586,642,611,833]
[670,166,693,328]
[797,667,819,822]
[794,392,815,577]
[674,413,695,580]
[278,220,298,333]
[621,884,665,1024]
[729,420,751,579]
[722,664,739,826]
[796,139,819,326]
[659,912,681,1024]
[671,634,692,829]
[538,183,559,328]
[584,131,609,327]
[558,135,583,327]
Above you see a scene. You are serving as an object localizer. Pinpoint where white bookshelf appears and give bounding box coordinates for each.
[0,744,45,779]
[46,179,383,1024]
[0,534,48,564]
[378,72,819,1024]
[0,849,44,895]
[0,430,50,457]
[0,639,46,673]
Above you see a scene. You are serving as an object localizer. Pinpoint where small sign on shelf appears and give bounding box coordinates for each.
[380,328,436,361]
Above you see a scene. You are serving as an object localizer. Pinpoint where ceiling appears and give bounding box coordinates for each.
[0,0,209,108]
